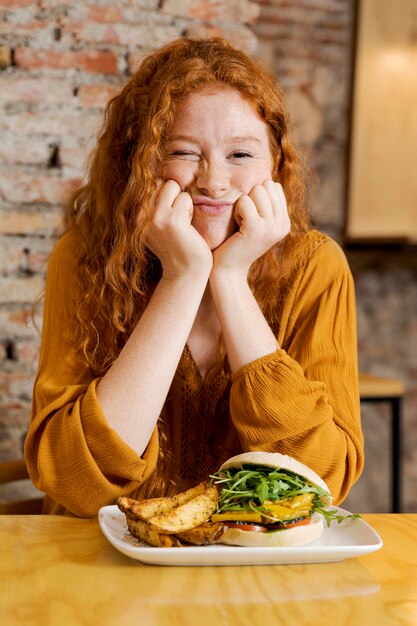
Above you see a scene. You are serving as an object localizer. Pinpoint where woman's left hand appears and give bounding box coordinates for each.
[212,180,290,276]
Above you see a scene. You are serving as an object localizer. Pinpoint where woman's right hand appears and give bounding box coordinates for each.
[146,180,213,280]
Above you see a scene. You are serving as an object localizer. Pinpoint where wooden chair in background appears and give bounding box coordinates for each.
[359,372,406,513]
[0,459,44,514]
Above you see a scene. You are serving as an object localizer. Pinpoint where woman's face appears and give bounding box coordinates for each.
[163,87,274,250]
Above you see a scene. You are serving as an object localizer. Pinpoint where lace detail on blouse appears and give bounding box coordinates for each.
[176,346,232,481]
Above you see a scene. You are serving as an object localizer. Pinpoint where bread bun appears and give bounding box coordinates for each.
[220,513,324,547]
[219,451,331,507]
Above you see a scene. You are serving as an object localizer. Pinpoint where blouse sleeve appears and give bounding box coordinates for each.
[24,232,159,517]
[229,237,364,504]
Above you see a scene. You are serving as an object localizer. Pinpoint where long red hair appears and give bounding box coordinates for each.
[65,37,311,375]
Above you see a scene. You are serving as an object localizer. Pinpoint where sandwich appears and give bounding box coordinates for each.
[211,451,340,547]
[118,451,357,548]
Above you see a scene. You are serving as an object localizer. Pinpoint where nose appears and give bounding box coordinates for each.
[196,161,229,197]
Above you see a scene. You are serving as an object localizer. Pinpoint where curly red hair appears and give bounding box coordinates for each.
[65,37,311,374]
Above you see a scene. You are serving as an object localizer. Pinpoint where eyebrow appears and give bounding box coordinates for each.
[168,135,263,145]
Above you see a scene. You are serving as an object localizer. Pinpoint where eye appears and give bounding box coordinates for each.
[230,151,253,159]
[170,150,201,161]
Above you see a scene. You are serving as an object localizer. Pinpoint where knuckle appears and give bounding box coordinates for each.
[249,184,263,197]
[165,178,181,192]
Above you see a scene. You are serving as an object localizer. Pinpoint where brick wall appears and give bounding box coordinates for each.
[252,0,353,236]
[0,0,260,469]
[1,0,416,512]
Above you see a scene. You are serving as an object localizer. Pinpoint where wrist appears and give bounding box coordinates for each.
[160,252,213,283]
[161,264,212,284]
[209,265,249,287]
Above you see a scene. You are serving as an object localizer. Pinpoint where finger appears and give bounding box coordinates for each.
[263,180,285,217]
[155,179,182,213]
[247,184,273,218]
[276,182,287,213]
[172,191,194,222]
[268,182,290,231]
[234,194,259,230]
[149,177,165,208]
[234,211,243,228]
[260,181,291,240]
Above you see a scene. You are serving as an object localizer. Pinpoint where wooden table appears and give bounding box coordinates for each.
[1,514,417,625]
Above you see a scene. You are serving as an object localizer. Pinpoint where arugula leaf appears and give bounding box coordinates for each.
[313,500,361,527]
[256,475,269,502]
[211,465,328,512]
[210,465,361,526]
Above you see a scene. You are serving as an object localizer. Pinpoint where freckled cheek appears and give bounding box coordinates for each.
[162,162,197,190]
[232,164,271,195]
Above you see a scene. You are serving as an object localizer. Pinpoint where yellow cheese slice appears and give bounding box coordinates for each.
[211,493,315,524]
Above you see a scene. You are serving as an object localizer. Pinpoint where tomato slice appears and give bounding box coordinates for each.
[225,518,312,533]
[269,518,311,530]
[225,522,268,533]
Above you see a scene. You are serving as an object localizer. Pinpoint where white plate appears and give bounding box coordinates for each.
[98,505,383,566]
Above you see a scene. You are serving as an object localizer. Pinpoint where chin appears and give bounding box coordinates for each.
[193,217,236,250]
[205,236,229,251]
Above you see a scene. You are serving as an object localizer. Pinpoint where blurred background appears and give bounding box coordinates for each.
[0,0,416,513]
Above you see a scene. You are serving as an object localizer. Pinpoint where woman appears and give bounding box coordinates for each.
[25,38,364,517]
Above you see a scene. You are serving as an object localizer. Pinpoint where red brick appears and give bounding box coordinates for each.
[0,401,32,426]
[0,136,50,166]
[77,82,121,107]
[0,370,35,399]
[0,338,40,368]
[0,46,12,67]
[0,275,44,305]
[63,21,178,48]
[122,0,160,12]
[14,48,119,74]
[0,306,42,339]
[87,5,123,23]
[14,339,40,366]
[0,235,52,275]
[0,21,51,34]
[161,0,260,24]
[0,298,43,344]
[63,21,119,45]
[0,77,73,104]
[0,22,54,47]
[185,24,258,53]
[1,110,102,139]
[38,0,71,6]
[59,143,88,170]
[21,243,53,274]
[0,168,81,205]
[0,0,34,7]
[0,209,63,236]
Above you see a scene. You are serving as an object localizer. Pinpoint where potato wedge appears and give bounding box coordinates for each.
[176,521,226,545]
[117,481,209,521]
[146,484,219,534]
[117,497,146,521]
[126,518,181,547]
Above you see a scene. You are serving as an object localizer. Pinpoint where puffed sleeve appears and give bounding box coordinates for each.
[24,231,159,517]
[229,236,364,504]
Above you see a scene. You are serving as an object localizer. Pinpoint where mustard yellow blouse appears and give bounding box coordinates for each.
[25,229,364,517]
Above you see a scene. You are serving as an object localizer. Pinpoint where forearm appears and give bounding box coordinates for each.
[210,271,278,373]
[228,260,364,503]
[230,351,363,504]
[96,271,209,456]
